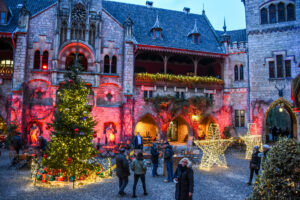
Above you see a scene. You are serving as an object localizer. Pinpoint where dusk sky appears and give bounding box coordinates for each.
[107,0,246,31]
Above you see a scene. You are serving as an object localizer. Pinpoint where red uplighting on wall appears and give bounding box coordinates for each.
[42,65,48,70]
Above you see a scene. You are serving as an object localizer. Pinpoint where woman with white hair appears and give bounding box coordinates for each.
[174,157,194,200]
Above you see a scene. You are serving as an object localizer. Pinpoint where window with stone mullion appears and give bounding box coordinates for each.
[261,8,268,24]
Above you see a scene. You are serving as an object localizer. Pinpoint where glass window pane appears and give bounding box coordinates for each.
[234,65,239,81]
[261,8,268,24]
[104,55,110,73]
[240,65,244,80]
[240,110,245,127]
[149,91,153,98]
[269,4,277,23]
[269,61,275,78]
[285,60,291,77]
[144,91,148,98]
[276,55,283,78]
[0,12,5,24]
[287,4,295,21]
[155,30,160,38]
[235,110,240,127]
[278,3,286,22]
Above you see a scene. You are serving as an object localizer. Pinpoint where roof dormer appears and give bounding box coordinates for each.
[150,15,162,39]
[188,20,200,44]
[0,0,9,25]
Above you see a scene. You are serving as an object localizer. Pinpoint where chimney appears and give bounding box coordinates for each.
[183,7,190,14]
[146,1,153,8]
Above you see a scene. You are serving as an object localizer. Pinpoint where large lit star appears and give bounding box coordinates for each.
[194,123,233,170]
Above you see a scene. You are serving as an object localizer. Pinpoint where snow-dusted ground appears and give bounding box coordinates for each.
[0,147,253,200]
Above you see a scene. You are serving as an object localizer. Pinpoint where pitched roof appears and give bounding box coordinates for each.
[103,0,224,54]
[216,29,247,44]
[0,0,56,33]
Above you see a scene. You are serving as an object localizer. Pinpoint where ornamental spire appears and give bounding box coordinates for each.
[223,17,227,33]
[188,19,200,36]
[151,14,162,31]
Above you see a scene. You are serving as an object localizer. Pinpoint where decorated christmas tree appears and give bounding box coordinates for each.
[42,52,99,180]
[250,138,300,199]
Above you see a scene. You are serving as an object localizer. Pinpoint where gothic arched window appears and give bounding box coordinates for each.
[240,65,244,80]
[60,21,67,44]
[42,51,49,70]
[89,24,96,46]
[34,50,40,69]
[261,8,268,24]
[104,55,110,73]
[234,65,238,81]
[287,4,295,21]
[111,56,117,74]
[278,3,285,22]
[269,4,276,23]
[65,53,88,71]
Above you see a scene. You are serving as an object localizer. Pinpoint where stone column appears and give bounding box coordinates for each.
[163,55,168,74]
[193,57,200,75]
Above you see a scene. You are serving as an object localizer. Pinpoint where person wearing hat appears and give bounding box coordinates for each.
[116,148,130,196]
[163,141,174,183]
[247,146,261,185]
[130,152,148,198]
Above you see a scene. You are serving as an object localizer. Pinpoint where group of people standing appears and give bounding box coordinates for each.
[116,132,194,199]
[269,126,291,141]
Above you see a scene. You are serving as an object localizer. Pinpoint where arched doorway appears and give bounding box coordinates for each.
[167,116,190,143]
[197,116,217,140]
[264,98,298,143]
[134,115,158,144]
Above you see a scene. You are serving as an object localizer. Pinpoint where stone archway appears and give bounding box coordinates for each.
[167,116,192,143]
[198,115,217,140]
[263,98,298,143]
[134,114,159,144]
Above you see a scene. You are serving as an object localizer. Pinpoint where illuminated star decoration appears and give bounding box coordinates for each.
[240,123,262,159]
[194,123,233,170]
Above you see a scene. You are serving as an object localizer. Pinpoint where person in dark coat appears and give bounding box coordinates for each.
[133,132,143,150]
[174,158,194,200]
[12,132,22,155]
[115,148,130,196]
[150,143,159,177]
[38,136,47,154]
[163,141,174,182]
[272,126,278,141]
[130,152,148,198]
[247,146,261,185]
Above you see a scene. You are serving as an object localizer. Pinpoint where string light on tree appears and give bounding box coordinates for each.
[240,123,262,159]
[194,123,233,170]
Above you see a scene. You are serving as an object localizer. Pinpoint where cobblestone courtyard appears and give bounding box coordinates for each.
[0,148,253,200]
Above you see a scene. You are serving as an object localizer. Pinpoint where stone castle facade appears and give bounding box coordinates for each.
[0,0,299,144]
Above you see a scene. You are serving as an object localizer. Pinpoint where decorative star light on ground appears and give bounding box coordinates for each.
[194,123,233,170]
[240,123,262,159]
